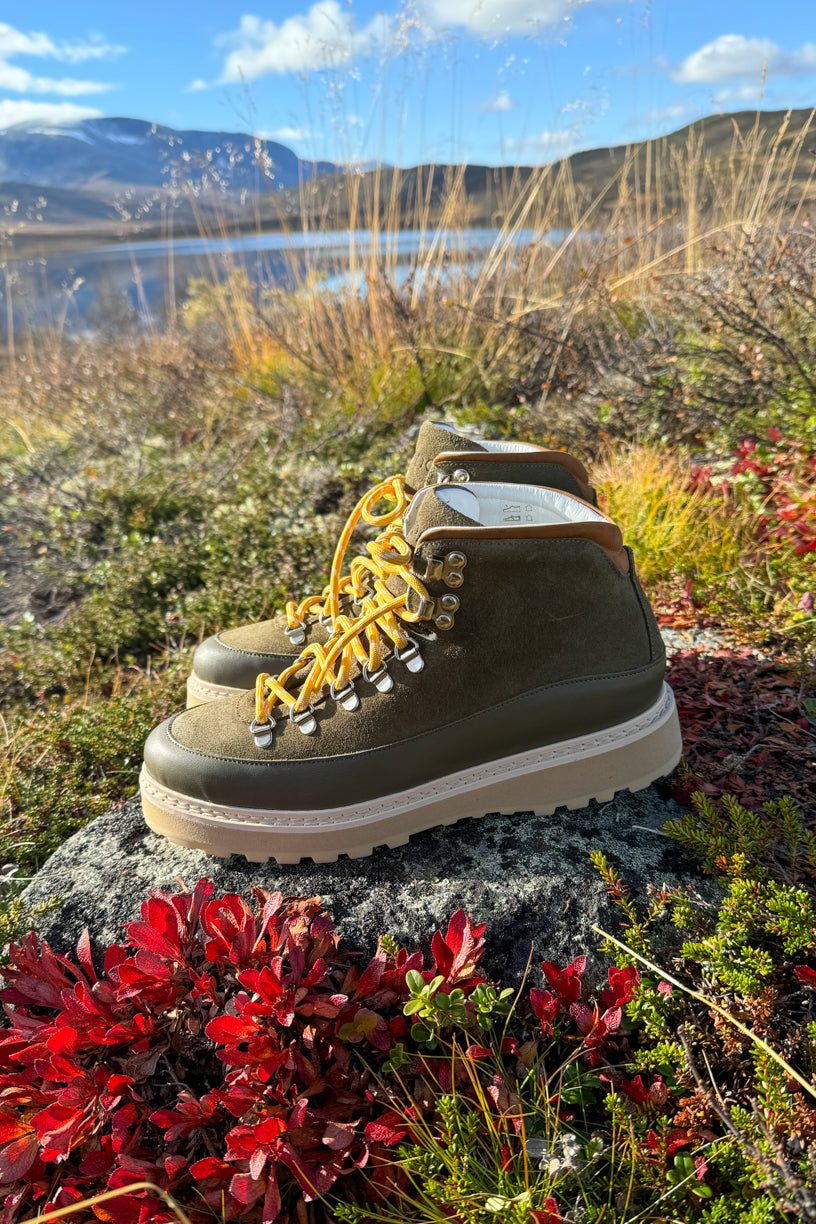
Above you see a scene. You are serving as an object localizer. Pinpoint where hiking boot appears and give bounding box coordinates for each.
[185,421,597,707]
[141,481,682,863]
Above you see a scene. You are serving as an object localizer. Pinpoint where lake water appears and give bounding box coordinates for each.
[1,226,552,337]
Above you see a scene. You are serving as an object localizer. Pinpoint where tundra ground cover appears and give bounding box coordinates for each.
[1,810,816,1224]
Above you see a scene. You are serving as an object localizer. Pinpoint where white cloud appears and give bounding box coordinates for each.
[421,0,585,38]
[210,0,586,80]
[0,22,120,100]
[0,99,102,129]
[0,24,55,59]
[711,84,765,106]
[634,101,697,127]
[0,23,123,64]
[56,39,126,64]
[0,62,111,95]
[481,89,516,112]
[505,128,579,157]
[268,125,312,141]
[215,3,392,79]
[672,34,816,84]
[186,78,209,92]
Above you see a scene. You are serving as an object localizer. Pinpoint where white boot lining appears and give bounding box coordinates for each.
[434,482,605,527]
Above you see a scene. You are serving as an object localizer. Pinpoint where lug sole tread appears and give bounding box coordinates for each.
[144,777,662,865]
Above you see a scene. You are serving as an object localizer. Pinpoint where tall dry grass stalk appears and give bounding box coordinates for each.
[219,107,816,405]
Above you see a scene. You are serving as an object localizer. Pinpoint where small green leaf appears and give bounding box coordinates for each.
[405,969,424,993]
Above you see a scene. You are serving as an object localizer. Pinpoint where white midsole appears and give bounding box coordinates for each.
[186,672,250,707]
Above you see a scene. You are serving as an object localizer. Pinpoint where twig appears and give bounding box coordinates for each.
[593,924,816,1102]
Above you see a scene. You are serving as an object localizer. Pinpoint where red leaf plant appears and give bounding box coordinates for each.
[528,961,645,1074]
[0,882,487,1224]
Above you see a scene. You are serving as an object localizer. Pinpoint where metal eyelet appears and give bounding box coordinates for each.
[330,680,360,711]
[318,613,335,629]
[363,662,393,693]
[250,717,276,748]
[289,704,317,735]
[395,637,424,673]
[285,620,306,645]
[434,595,459,631]
[452,468,470,483]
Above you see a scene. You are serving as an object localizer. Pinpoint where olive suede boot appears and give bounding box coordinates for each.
[141,482,682,863]
[186,421,597,707]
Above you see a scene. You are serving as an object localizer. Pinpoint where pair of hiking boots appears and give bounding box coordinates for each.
[139,422,682,863]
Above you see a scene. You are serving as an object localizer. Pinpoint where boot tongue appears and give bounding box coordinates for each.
[402,485,480,546]
[383,487,477,601]
[404,422,486,492]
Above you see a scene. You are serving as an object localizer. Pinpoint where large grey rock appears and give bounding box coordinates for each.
[19,788,712,982]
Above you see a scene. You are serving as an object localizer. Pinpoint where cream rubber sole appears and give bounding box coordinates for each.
[141,683,682,864]
[186,672,248,708]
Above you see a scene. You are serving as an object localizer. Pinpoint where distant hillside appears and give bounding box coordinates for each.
[281,107,816,231]
[0,181,118,227]
[0,116,338,196]
[2,107,814,254]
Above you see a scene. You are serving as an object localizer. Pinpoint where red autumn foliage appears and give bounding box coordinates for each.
[0,875,695,1223]
[666,649,816,812]
[690,431,816,558]
[601,965,640,1010]
[541,955,586,1009]
[0,882,486,1224]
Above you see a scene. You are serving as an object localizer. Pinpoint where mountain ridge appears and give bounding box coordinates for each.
[2,107,814,252]
[0,116,339,195]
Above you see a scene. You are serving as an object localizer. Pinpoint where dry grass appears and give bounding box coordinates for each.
[594,445,751,589]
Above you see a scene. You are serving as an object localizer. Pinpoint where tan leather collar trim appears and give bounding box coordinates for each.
[417,522,629,574]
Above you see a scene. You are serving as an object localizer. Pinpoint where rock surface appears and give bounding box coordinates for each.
[20,787,713,981]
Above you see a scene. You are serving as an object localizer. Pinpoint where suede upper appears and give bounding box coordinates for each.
[148,484,666,810]
[190,421,598,690]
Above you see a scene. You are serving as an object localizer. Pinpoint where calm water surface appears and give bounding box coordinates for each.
[3,226,558,335]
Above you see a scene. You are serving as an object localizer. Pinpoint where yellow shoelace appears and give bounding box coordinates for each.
[284,475,411,644]
[253,524,431,742]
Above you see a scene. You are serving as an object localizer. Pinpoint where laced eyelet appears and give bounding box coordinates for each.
[330,680,360,711]
[318,613,334,629]
[250,717,276,748]
[363,662,393,692]
[289,704,318,735]
[394,636,424,673]
[285,620,306,645]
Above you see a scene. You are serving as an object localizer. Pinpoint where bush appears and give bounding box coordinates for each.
[0,884,488,1223]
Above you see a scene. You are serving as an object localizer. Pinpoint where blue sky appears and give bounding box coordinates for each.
[1,2,815,165]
